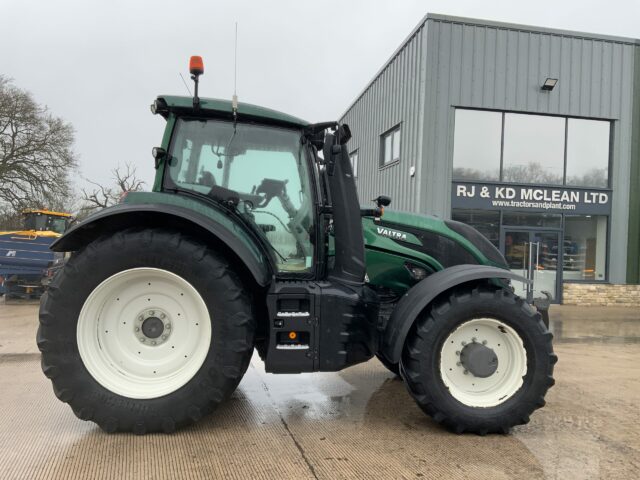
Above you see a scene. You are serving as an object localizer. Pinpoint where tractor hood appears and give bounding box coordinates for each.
[362,210,508,273]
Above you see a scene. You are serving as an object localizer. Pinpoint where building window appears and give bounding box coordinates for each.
[453,110,502,181]
[565,118,610,188]
[381,126,401,166]
[349,150,358,177]
[452,109,611,188]
[502,113,565,184]
[563,215,607,281]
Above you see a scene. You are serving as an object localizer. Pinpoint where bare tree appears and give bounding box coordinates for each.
[502,162,563,185]
[0,76,77,211]
[80,162,145,216]
[0,204,23,230]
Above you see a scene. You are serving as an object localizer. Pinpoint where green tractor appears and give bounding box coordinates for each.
[38,57,556,435]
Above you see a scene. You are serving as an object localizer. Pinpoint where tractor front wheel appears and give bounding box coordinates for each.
[37,228,255,434]
[401,286,556,434]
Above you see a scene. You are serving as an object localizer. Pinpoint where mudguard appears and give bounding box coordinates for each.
[381,264,529,363]
[51,202,272,287]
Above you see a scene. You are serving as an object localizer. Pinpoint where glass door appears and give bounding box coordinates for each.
[502,231,530,299]
[532,231,560,300]
[501,229,560,302]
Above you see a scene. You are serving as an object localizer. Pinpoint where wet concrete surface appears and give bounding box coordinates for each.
[0,301,638,479]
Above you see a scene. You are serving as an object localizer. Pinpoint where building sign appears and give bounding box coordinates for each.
[452,181,611,215]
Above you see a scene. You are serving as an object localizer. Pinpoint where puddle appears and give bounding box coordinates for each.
[550,313,640,344]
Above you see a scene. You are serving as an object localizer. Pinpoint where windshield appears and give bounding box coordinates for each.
[48,217,67,234]
[167,118,315,274]
[24,214,47,231]
[23,214,66,233]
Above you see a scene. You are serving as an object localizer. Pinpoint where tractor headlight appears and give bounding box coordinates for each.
[405,262,429,281]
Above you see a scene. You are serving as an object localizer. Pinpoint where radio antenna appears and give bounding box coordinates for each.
[232,22,238,123]
[179,72,192,95]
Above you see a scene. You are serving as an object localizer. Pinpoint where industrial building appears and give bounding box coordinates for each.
[341,13,640,304]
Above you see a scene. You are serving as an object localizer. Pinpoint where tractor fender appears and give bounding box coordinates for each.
[51,203,272,287]
[381,264,529,363]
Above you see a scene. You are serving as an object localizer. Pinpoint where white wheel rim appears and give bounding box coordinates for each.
[439,318,527,408]
[77,268,212,399]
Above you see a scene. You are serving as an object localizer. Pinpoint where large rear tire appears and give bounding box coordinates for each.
[401,286,556,434]
[37,228,255,434]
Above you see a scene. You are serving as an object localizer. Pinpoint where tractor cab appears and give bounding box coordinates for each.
[22,210,72,235]
[162,116,317,274]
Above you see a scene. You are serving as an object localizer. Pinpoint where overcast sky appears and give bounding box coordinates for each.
[2,0,639,192]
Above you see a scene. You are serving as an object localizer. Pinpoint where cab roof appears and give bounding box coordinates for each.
[157,95,309,128]
[23,209,72,217]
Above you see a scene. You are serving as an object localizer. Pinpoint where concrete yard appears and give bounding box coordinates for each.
[0,301,638,479]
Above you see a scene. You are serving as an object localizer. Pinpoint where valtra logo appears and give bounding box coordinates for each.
[376,227,407,241]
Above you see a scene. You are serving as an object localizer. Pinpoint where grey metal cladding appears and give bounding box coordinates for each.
[340,23,427,212]
[342,13,637,283]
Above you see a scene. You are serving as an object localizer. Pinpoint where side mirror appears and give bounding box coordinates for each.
[152,147,167,169]
[337,124,352,145]
[374,195,392,208]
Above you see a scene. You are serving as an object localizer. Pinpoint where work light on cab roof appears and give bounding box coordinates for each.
[189,55,204,76]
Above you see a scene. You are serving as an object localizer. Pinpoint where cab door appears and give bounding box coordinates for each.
[165,118,318,276]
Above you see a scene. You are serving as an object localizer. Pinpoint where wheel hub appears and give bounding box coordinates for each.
[141,317,164,339]
[460,342,498,378]
[135,308,172,346]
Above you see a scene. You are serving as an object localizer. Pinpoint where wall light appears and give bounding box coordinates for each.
[541,78,558,91]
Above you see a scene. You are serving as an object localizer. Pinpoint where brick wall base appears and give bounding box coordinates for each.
[562,283,640,306]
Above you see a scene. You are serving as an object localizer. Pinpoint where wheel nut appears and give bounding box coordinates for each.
[160,313,166,319]
[456,362,462,366]
[482,340,487,345]
[140,337,146,342]
[165,324,171,330]
[149,310,155,316]
[461,341,467,346]
[463,369,469,375]
[135,327,140,332]
[455,350,461,356]
[161,335,168,340]
[472,337,477,343]
[138,315,143,321]
[151,341,156,345]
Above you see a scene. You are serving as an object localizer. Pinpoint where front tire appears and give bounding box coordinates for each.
[37,228,256,434]
[401,286,556,434]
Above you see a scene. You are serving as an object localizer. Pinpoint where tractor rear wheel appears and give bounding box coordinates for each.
[37,228,255,434]
[401,286,556,434]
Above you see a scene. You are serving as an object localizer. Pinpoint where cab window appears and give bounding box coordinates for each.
[167,118,315,273]
[47,216,67,234]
